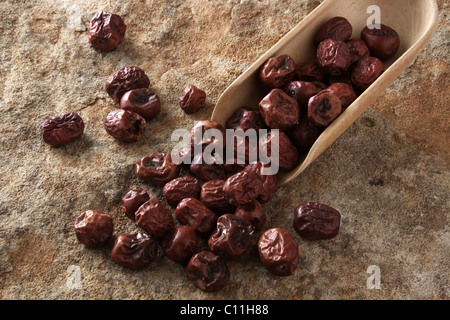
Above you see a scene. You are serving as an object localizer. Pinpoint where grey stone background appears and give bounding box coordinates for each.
[0,0,448,299]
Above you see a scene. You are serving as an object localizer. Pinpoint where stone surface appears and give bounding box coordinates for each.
[0,0,448,300]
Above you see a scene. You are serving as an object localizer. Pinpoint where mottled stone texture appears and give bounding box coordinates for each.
[0,0,448,300]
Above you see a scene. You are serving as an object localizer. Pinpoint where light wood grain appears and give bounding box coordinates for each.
[211,0,438,185]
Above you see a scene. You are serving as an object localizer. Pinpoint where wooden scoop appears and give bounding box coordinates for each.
[211,0,438,185]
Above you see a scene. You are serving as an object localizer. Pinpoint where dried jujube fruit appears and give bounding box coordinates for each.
[208,214,253,260]
[258,131,299,171]
[74,210,113,248]
[135,198,174,239]
[104,109,146,143]
[135,152,180,186]
[88,11,126,52]
[41,112,85,147]
[110,233,158,269]
[120,88,161,121]
[317,38,352,77]
[186,250,230,292]
[105,66,150,103]
[307,89,342,127]
[222,170,263,206]
[175,198,217,237]
[200,179,236,215]
[258,228,299,276]
[259,54,296,88]
[258,88,300,131]
[361,24,400,61]
[315,16,353,43]
[326,82,357,109]
[286,117,321,153]
[179,85,207,114]
[347,39,370,64]
[351,56,384,90]
[121,189,150,221]
[293,202,341,240]
[163,176,201,206]
[161,225,198,265]
[235,199,266,232]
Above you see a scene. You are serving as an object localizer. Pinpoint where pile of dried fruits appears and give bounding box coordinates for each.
[41,11,399,292]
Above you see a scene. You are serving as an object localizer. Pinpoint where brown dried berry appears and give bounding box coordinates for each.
[135,152,180,186]
[175,198,217,237]
[361,24,400,61]
[243,161,278,203]
[258,228,299,276]
[179,85,206,114]
[189,120,226,153]
[293,202,341,240]
[88,11,126,52]
[295,59,327,83]
[161,225,198,265]
[208,214,253,260]
[226,107,267,131]
[74,210,113,248]
[284,81,322,112]
[315,16,353,43]
[346,39,370,64]
[135,198,174,239]
[121,189,150,221]
[235,199,266,232]
[104,109,146,143]
[316,38,351,77]
[110,233,158,269]
[105,66,150,103]
[200,179,236,215]
[120,88,161,121]
[326,82,357,109]
[41,112,85,147]
[163,176,201,206]
[259,54,296,88]
[186,250,230,292]
[307,90,342,127]
[286,117,321,153]
[259,88,300,131]
[222,170,263,206]
[190,153,227,182]
[351,56,384,90]
[258,131,299,171]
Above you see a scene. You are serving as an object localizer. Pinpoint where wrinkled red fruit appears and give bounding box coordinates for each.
[316,38,351,77]
[135,152,180,186]
[307,90,342,127]
[258,228,299,276]
[88,11,126,52]
[235,199,266,232]
[179,85,207,114]
[186,250,230,292]
[223,170,263,206]
[258,131,299,171]
[346,39,370,64]
[208,214,253,260]
[284,81,321,112]
[135,198,175,239]
[259,88,300,131]
[110,233,158,269]
[163,176,201,206]
[120,88,161,121]
[104,109,146,143]
[105,66,150,103]
[121,189,150,221]
[161,225,198,265]
[315,16,353,43]
[286,117,321,153]
[175,198,217,237]
[74,210,114,248]
[293,202,341,240]
[351,56,384,90]
[259,54,296,88]
[41,112,84,147]
[361,24,400,61]
[326,82,357,109]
